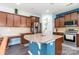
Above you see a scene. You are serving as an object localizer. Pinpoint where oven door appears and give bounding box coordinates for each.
[64,34,75,42]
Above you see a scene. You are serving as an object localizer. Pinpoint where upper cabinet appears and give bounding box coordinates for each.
[0,12,7,26]
[20,16,27,27]
[0,11,39,27]
[26,17,32,27]
[55,17,64,28]
[14,15,21,27]
[31,16,39,24]
[71,12,77,20]
[55,18,60,27]
[59,17,64,27]
[77,13,79,26]
[31,16,36,23]
[64,14,71,21]
[7,13,14,27]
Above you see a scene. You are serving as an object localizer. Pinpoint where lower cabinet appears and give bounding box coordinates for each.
[55,37,63,55]
[76,34,79,47]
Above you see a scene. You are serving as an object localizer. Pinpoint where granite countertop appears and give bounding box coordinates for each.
[24,34,63,43]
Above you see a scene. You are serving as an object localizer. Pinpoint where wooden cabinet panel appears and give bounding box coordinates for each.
[71,12,77,20]
[21,33,32,44]
[55,18,60,27]
[31,16,36,23]
[21,16,27,27]
[14,15,21,27]
[26,17,31,27]
[59,17,64,27]
[7,14,14,27]
[55,37,63,55]
[76,34,79,47]
[77,13,79,26]
[64,14,71,21]
[0,12,7,26]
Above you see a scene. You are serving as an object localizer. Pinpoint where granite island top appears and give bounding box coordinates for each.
[24,34,63,43]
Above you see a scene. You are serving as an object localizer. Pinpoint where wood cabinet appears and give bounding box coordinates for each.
[64,14,71,21]
[59,17,64,27]
[55,18,60,27]
[7,14,14,27]
[0,11,38,27]
[26,17,31,27]
[20,16,27,27]
[77,13,79,26]
[0,12,7,26]
[14,15,21,27]
[31,16,39,24]
[76,34,79,47]
[71,12,77,20]
[31,16,36,23]
[21,33,32,44]
[55,37,63,55]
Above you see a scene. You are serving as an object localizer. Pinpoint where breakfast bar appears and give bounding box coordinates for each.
[24,34,63,55]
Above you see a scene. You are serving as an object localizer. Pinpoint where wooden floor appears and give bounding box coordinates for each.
[5,44,29,55]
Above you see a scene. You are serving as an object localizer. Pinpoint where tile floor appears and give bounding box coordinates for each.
[5,44,29,55]
[62,40,79,55]
[5,42,79,55]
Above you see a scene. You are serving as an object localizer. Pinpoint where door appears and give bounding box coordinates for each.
[21,16,27,27]
[14,15,21,27]
[0,12,7,26]
[7,13,14,27]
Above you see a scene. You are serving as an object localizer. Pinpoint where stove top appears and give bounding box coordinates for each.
[64,29,78,35]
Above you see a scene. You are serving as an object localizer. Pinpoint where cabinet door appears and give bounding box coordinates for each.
[0,12,7,26]
[77,13,79,26]
[7,14,14,27]
[76,34,79,47]
[55,18,60,27]
[31,16,36,23]
[59,17,64,27]
[64,14,71,21]
[71,12,77,20]
[55,37,63,55]
[26,17,31,27]
[35,17,39,22]
[21,16,27,27]
[14,15,21,27]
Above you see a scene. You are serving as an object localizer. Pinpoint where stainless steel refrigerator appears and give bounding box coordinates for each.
[31,22,41,34]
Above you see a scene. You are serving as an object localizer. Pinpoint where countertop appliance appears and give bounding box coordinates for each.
[64,29,78,42]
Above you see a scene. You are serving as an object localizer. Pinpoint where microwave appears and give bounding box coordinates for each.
[64,20,77,26]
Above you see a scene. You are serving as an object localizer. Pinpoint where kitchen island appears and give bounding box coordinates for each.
[24,34,63,55]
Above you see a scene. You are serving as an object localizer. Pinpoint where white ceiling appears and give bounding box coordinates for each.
[0,3,79,15]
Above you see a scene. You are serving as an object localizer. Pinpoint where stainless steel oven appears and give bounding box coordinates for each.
[64,29,78,42]
[64,34,75,42]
